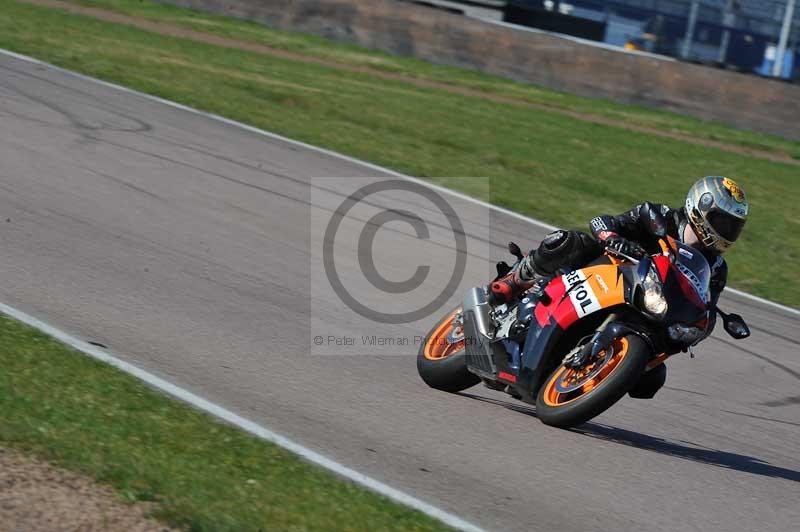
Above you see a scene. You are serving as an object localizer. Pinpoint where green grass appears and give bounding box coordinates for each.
[0,1,796,526]
[0,313,451,531]
[71,0,800,159]
[1,0,798,309]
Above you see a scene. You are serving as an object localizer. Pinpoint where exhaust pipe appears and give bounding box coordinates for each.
[463,287,494,339]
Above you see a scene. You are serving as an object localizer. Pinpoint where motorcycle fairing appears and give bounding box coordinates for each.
[501,264,628,400]
[646,253,709,326]
[534,265,626,329]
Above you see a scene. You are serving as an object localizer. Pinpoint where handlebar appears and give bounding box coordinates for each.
[604,247,641,264]
[605,237,672,265]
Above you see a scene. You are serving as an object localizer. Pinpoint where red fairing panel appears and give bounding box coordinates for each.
[534,275,580,329]
[534,276,565,327]
[654,255,671,282]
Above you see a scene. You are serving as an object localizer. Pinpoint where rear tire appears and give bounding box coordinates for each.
[536,335,649,428]
[417,308,480,393]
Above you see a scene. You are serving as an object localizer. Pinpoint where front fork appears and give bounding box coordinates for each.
[562,313,618,368]
[563,314,659,371]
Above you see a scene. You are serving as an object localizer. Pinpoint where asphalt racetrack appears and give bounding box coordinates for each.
[1,53,798,532]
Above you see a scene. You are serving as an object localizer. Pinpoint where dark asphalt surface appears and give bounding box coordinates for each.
[1,53,798,532]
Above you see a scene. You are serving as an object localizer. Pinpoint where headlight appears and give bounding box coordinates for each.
[642,267,668,318]
[667,323,705,345]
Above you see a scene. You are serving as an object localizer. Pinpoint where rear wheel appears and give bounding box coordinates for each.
[417,308,480,392]
[536,335,649,428]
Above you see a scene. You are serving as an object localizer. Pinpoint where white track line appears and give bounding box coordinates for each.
[2,48,795,317]
[0,48,797,522]
[0,303,486,532]
[1,36,798,530]
[0,48,492,532]
[0,46,797,529]
[5,49,792,317]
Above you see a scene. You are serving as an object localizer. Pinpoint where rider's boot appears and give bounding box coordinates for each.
[487,254,547,305]
[488,268,534,305]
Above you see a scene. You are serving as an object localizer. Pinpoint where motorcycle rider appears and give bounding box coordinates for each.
[489,176,749,332]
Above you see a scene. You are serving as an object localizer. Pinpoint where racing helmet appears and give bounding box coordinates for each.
[684,176,748,254]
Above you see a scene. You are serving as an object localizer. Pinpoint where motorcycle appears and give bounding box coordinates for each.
[417,216,750,428]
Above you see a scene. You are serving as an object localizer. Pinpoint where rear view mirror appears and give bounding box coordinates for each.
[722,312,750,339]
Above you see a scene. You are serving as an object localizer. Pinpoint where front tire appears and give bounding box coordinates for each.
[417,308,480,392]
[536,335,649,428]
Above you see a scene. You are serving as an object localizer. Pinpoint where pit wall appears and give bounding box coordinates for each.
[156,0,800,140]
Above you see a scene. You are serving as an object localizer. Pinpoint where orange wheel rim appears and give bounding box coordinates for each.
[423,309,466,361]
[542,337,630,407]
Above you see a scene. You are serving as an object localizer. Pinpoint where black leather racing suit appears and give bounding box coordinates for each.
[518,202,726,336]
[589,201,728,313]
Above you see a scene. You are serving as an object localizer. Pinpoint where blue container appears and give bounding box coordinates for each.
[756,45,795,79]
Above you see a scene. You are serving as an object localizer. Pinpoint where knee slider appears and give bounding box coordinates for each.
[532,230,574,275]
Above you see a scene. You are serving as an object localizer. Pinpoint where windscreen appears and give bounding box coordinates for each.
[673,242,712,304]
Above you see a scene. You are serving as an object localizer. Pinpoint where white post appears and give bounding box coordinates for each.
[718,0,736,64]
[773,0,797,77]
[682,0,700,59]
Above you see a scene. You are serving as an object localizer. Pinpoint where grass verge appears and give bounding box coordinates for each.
[63,0,800,159]
[0,0,797,307]
[0,313,451,531]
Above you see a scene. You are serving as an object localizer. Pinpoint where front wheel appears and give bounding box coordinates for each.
[536,335,649,428]
[417,308,480,392]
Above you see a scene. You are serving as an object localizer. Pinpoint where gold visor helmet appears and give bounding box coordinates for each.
[685,176,748,254]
